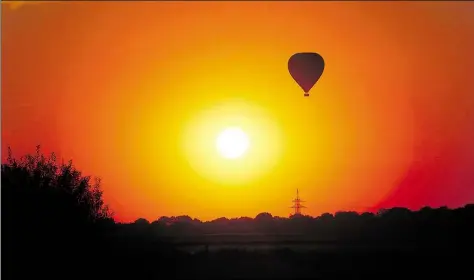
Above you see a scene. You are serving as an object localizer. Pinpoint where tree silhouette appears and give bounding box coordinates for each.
[3,145,112,227]
[2,146,114,279]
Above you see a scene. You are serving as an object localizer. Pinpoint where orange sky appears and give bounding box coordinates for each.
[3,1,474,222]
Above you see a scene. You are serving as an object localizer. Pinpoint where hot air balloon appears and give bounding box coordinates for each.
[288,52,325,97]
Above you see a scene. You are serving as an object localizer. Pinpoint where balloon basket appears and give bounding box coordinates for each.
[304,93,310,97]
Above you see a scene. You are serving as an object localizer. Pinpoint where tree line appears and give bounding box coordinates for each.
[3,146,474,279]
[3,146,474,243]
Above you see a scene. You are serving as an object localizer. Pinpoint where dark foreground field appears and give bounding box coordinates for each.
[171,242,472,279]
[5,215,474,280]
[6,231,473,280]
[182,247,471,279]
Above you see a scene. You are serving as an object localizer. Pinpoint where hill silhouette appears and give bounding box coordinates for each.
[3,147,474,279]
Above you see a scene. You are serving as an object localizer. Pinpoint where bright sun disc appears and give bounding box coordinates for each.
[216,127,249,159]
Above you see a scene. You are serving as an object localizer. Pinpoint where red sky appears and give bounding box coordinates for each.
[2,1,474,222]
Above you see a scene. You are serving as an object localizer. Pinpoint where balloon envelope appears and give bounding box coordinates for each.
[288,52,325,96]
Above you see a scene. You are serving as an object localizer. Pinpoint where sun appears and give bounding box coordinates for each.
[182,101,282,185]
[216,127,250,159]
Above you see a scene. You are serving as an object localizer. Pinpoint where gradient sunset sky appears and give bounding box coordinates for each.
[2,1,474,222]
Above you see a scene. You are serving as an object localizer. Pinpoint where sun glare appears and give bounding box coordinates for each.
[182,100,282,185]
[216,127,249,159]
